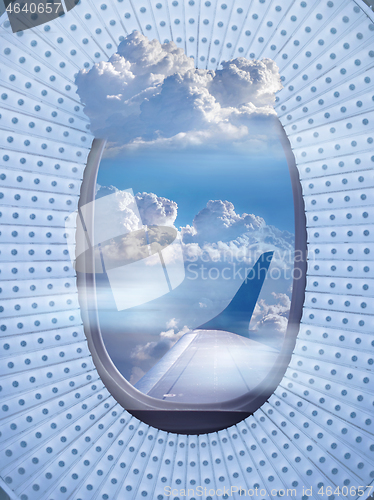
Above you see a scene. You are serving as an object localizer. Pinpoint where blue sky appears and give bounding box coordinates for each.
[98,145,294,233]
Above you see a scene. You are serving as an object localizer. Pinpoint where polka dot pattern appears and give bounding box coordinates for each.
[0,0,373,498]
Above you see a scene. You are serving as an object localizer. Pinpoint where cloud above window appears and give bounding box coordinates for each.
[76,32,283,154]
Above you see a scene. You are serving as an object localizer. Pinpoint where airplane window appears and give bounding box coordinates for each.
[70,31,302,432]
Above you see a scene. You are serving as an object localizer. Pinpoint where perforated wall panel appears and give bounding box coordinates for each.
[0,0,374,499]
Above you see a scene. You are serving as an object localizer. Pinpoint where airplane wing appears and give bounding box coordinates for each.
[134,330,279,404]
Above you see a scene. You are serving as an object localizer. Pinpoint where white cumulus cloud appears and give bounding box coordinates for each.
[135,192,178,227]
[94,185,142,239]
[93,186,179,266]
[76,31,282,154]
[182,199,265,245]
[251,292,291,337]
[210,58,283,108]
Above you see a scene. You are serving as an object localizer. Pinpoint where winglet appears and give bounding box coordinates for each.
[197,251,274,338]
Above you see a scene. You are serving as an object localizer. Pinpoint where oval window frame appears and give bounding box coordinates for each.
[77,120,307,434]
